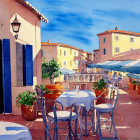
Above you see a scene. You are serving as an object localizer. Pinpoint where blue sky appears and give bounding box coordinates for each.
[28,0,140,52]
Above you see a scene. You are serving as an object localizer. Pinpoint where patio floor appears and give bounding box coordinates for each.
[0,89,140,140]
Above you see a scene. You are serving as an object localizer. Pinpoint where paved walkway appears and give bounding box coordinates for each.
[0,89,140,140]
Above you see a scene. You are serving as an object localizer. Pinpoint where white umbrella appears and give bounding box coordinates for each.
[60,67,75,75]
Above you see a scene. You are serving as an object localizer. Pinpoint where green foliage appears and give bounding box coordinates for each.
[132,80,138,85]
[42,58,61,84]
[92,79,107,90]
[35,84,53,94]
[16,90,37,106]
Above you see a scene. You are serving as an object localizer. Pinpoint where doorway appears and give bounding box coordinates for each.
[0,40,4,113]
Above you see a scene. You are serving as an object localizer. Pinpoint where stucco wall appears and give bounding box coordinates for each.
[0,0,42,115]
[112,33,140,56]
[98,34,112,62]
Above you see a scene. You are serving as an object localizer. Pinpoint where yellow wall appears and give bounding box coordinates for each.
[112,33,140,56]
[57,46,80,71]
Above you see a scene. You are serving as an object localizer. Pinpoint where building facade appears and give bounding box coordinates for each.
[42,41,83,72]
[96,29,140,62]
[0,0,47,114]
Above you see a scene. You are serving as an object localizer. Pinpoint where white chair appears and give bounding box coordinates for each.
[94,85,120,140]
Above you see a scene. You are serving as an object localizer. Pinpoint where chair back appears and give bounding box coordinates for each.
[35,87,43,113]
[108,85,119,110]
[35,87,42,98]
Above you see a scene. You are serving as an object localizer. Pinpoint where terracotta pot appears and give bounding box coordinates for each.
[94,89,107,97]
[129,82,134,90]
[21,102,37,121]
[138,85,140,95]
[44,84,63,100]
[43,93,61,100]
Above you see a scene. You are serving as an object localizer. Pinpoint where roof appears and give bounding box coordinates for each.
[93,49,99,52]
[16,0,48,23]
[97,30,140,37]
[41,42,83,51]
[110,48,140,61]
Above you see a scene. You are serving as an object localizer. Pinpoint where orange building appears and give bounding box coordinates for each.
[41,41,83,72]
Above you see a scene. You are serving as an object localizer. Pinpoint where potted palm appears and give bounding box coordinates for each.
[16,90,37,121]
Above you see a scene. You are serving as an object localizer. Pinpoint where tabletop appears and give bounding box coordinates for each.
[57,90,96,111]
[0,121,32,140]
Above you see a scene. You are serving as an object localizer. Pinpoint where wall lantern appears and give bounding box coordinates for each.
[11,15,21,40]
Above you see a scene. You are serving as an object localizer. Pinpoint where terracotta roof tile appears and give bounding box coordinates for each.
[41,42,83,51]
[16,0,48,23]
[97,30,140,37]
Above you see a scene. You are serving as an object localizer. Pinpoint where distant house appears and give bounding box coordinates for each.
[96,28,140,62]
[41,41,83,72]
[93,49,100,64]
[0,0,48,115]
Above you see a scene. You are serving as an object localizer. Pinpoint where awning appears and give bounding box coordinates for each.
[88,60,140,74]
[126,73,140,80]
[60,67,75,75]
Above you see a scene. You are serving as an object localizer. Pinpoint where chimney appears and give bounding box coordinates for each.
[48,40,50,43]
[115,26,118,30]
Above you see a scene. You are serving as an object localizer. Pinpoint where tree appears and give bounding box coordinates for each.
[42,58,61,84]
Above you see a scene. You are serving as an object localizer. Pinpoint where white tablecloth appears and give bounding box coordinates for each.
[0,122,32,140]
[57,90,96,111]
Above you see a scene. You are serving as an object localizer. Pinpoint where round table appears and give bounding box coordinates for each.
[0,121,32,140]
[57,90,96,111]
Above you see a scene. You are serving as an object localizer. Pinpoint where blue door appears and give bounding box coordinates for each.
[2,39,12,113]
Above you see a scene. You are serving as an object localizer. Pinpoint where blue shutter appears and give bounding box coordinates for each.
[23,45,33,86]
[2,39,12,113]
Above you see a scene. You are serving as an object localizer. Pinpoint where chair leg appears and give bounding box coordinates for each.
[97,111,102,140]
[68,120,72,140]
[83,107,88,136]
[44,130,47,140]
[75,119,78,140]
[91,108,95,133]
[111,114,119,139]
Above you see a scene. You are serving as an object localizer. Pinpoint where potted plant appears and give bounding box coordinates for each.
[131,80,138,90]
[137,82,140,95]
[36,84,63,100]
[42,58,61,84]
[16,90,37,121]
[91,79,107,104]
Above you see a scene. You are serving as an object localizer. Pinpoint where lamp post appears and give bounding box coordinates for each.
[11,15,21,40]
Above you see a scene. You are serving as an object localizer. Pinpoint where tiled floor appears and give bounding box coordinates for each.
[0,89,140,140]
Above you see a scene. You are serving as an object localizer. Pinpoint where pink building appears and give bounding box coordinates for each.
[0,0,47,115]
[93,49,100,64]
[96,28,140,63]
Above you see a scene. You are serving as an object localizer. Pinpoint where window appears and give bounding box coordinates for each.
[103,48,107,55]
[130,47,134,51]
[64,50,67,56]
[115,36,119,41]
[74,51,76,56]
[70,60,72,66]
[103,38,106,43]
[63,61,67,66]
[60,50,62,55]
[130,37,134,42]
[41,50,45,56]
[70,49,72,55]
[115,47,119,53]
[78,60,80,66]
